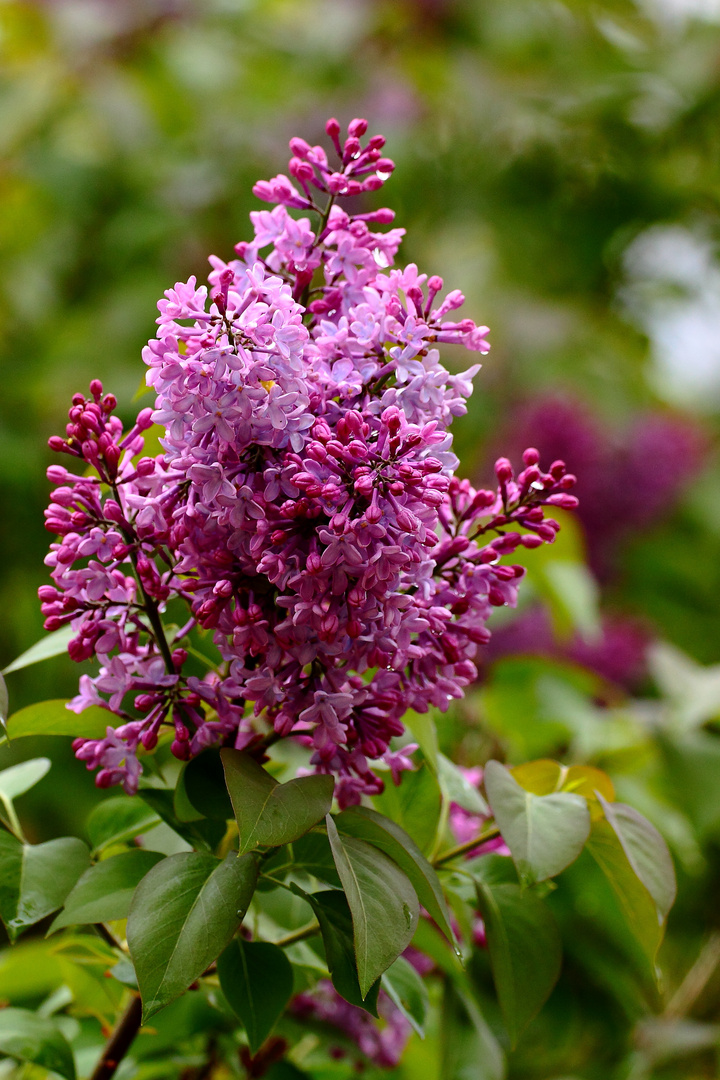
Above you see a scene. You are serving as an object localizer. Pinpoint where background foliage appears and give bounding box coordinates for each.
[2,0,720,1078]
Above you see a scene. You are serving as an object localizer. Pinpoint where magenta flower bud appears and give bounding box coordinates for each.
[172,648,188,669]
[522,447,540,466]
[559,474,577,489]
[43,615,65,631]
[550,460,566,479]
[521,534,543,548]
[327,173,348,194]
[213,579,233,597]
[376,158,395,174]
[326,117,340,139]
[494,458,513,482]
[136,457,155,477]
[547,493,579,509]
[362,176,383,192]
[136,408,154,432]
[89,379,103,399]
[368,134,386,150]
[48,436,66,452]
[344,136,361,158]
[102,393,117,413]
[289,136,311,158]
[96,770,115,789]
[348,118,368,137]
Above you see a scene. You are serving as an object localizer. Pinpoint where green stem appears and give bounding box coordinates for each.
[274,921,320,948]
[432,826,501,868]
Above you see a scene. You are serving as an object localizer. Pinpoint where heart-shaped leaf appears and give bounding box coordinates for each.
[218,939,294,1053]
[86,795,161,853]
[484,760,590,884]
[0,833,91,941]
[335,806,455,948]
[326,815,419,997]
[597,794,676,919]
[50,849,164,931]
[302,889,380,1015]
[475,881,561,1047]
[585,819,665,965]
[127,850,259,1020]
[0,758,51,803]
[179,749,234,822]
[381,955,429,1037]
[222,749,334,853]
[0,1008,76,1080]
[2,626,75,675]
[3,700,110,741]
[372,763,442,853]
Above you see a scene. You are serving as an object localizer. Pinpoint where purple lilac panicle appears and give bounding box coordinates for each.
[43,118,577,800]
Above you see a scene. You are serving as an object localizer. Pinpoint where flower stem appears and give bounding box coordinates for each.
[432,826,501,868]
[274,921,320,948]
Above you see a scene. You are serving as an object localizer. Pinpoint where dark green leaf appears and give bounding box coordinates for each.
[2,626,75,675]
[217,938,294,1053]
[484,759,590,884]
[0,833,91,941]
[127,850,259,1020]
[326,815,419,997]
[585,819,664,966]
[50,849,165,931]
[0,758,51,802]
[3,700,110,741]
[475,881,561,1047]
[598,795,676,919]
[290,832,341,888]
[335,806,455,948]
[441,981,504,1080]
[381,955,429,1037]
[372,763,442,853]
[138,787,226,852]
[303,889,379,1015]
[179,749,234,821]
[86,796,161,853]
[0,1007,76,1080]
[222,749,334,853]
[438,753,489,815]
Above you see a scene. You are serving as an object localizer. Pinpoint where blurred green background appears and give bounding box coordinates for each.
[3,0,720,1076]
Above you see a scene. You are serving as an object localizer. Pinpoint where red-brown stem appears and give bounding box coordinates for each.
[90,993,143,1080]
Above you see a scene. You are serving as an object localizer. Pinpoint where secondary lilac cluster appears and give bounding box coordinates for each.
[292,982,411,1068]
[42,118,577,801]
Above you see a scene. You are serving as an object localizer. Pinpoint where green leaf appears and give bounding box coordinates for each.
[290,832,341,888]
[540,558,601,643]
[0,757,51,802]
[585,819,664,966]
[510,759,615,803]
[335,806,455,948]
[2,626,75,675]
[221,749,334,853]
[475,882,561,1047]
[50,849,165,931]
[86,795,161,853]
[302,889,379,1015]
[438,754,489,815]
[372,763,442,853]
[598,795,676,919]
[0,1007,76,1080]
[178,749,234,821]
[403,710,440,774]
[127,850,259,1021]
[138,786,226,853]
[441,981,505,1080]
[484,760,590,884]
[217,938,294,1053]
[381,955,429,1037]
[326,815,419,997]
[0,833,91,942]
[0,673,7,731]
[3,700,110,741]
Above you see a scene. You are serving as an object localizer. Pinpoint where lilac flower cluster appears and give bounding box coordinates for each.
[292,981,411,1068]
[43,118,577,801]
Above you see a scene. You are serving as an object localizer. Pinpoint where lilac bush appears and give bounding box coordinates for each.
[41,117,577,804]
